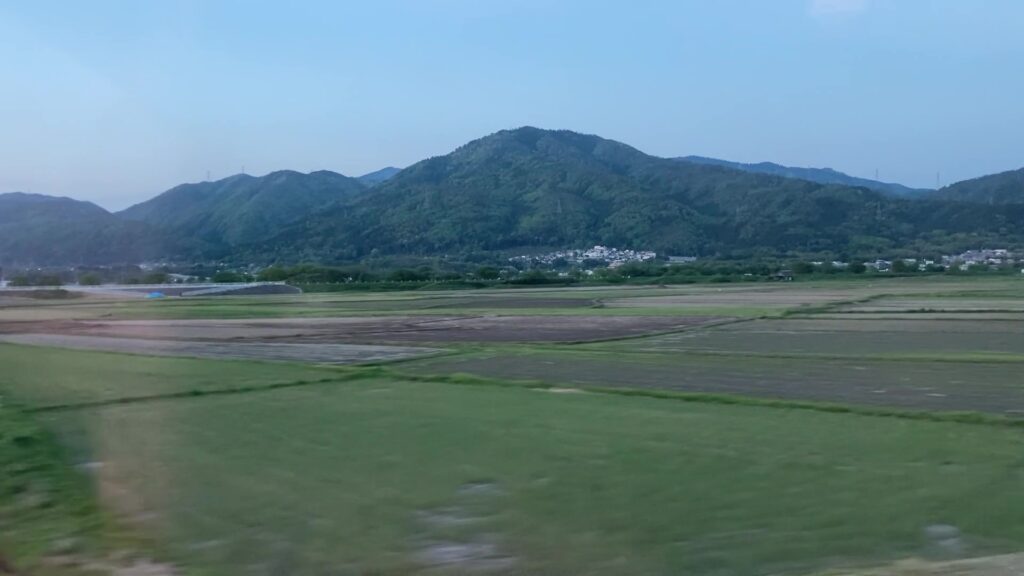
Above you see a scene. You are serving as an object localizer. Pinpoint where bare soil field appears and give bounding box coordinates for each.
[0,315,724,344]
[832,553,1024,576]
[612,317,1024,357]
[602,280,1022,310]
[838,297,1024,313]
[811,312,1024,321]
[605,288,869,309]
[0,333,437,364]
[405,351,1024,414]
[394,295,600,309]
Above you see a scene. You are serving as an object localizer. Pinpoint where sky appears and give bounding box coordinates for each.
[1,0,1022,210]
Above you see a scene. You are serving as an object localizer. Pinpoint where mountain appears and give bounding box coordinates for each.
[358,167,402,186]
[5,128,1023,266]
[258,127,1024,261]
[0,193,165,266]
[928,167,1024,204]
[119,170,367,254]
[677,156,931,197]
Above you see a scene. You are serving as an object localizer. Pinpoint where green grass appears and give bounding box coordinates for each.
[0,344,343,409]
[1,344,1023,574]
[0,404,116,575]
[34,376,1024,576]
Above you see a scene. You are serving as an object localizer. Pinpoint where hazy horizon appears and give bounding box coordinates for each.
[2,0,1022,210]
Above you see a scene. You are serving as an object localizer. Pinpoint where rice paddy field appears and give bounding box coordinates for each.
[2,276,1024,575]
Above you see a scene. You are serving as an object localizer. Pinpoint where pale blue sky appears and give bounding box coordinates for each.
[1,0,1022,209]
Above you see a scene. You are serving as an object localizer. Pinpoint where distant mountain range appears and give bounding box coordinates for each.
[2,128,1022,266]
[357,167,402,186]
[677,156,932,197]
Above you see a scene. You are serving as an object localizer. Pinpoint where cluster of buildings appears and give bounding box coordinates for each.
[511,245,657,269]
[941,249,1015,270]
[844,249,1017,273]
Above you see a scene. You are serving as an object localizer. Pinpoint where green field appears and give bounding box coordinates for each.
[1,276,1024,575]
[5,347,1024,576]
[0,345,344,409]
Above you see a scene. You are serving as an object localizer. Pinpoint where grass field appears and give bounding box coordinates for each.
[15,354,1024,576]
[1,276,1023,575]
[0,344,344,409]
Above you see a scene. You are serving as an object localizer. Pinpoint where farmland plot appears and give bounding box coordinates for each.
[598,318,1024,359]
[40,377,1024,576]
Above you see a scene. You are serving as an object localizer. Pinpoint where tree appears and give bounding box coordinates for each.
[891,260,914,273]
[388,269,430,282]
[78,273,102,286]
[258,266,291,282]
[475,266,500,280]
[792,262,815,274]
[848,262,867,274]
[212,271,247,283]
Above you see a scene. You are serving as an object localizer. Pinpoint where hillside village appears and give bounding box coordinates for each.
[510,246,659,269]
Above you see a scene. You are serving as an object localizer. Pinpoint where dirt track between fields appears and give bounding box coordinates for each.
[0,334,439,364]
[0,315,725,344]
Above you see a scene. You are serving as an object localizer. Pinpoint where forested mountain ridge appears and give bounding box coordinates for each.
[0,193,167,266]
[927,167,1024,204]
[118,170,367,252]
[677,156,932,197]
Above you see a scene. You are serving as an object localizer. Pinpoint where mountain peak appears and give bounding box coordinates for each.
[447,127,646,170]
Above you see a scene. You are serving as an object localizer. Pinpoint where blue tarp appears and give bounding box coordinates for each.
[145,292,166,299]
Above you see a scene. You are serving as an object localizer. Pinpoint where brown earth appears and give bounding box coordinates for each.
[827,553,1024,576]
[409,353,1024,415]
[0,334,438,365]
[0,315,725,344]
